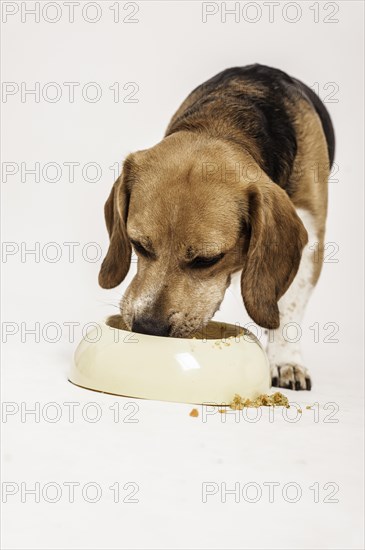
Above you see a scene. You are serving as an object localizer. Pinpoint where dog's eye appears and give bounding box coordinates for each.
[189,253,225,269]
[130,240,153,258]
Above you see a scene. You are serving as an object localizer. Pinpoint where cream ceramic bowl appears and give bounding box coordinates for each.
[69,315,270,405]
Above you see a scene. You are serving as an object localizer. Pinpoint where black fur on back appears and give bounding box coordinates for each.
[167,64,335,188]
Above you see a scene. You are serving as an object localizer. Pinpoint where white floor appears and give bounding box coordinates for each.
[2,295,364,549]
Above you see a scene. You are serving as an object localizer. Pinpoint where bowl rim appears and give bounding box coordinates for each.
[103,315,264,348]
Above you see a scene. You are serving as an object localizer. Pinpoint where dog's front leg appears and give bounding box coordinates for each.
[266,208,322,390]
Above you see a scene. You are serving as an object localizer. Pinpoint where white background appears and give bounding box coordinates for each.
[1,1,364,549]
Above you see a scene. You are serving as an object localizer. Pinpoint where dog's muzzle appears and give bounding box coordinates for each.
[132,317,171,337]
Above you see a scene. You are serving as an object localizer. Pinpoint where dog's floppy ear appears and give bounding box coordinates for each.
[98,156,135,289]
[241,182,308,329]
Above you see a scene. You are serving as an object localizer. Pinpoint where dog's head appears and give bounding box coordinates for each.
[99,134,307,336]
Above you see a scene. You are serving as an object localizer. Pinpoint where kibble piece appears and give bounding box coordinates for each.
[189,408,199,417]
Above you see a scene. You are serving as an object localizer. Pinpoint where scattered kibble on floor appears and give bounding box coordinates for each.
[229,392,290,410]
[189,392,291,417]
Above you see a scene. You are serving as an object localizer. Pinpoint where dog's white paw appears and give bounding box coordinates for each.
[271,363,312,391]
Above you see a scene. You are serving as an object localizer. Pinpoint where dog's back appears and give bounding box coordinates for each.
[166,63,335,192]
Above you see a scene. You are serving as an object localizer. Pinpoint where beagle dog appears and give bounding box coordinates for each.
[99,64,335,390]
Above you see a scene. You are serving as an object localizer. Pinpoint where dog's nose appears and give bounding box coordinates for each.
[131,317,171,337]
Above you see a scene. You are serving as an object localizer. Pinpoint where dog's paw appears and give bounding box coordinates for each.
[271,363,312,391]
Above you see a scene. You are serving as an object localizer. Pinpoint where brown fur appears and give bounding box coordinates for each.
[99,68,331,336]
[287,98,330,284]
